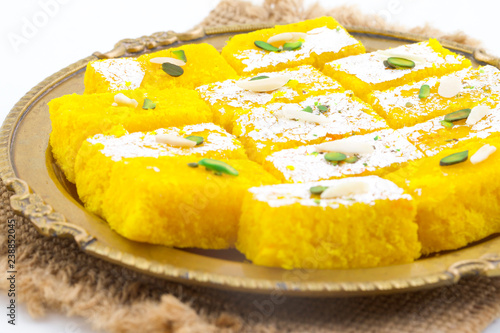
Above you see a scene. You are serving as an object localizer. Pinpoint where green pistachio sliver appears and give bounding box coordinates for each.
[405,102,413,108]
[171,50,187,62]
[198,158,239,176]
[444,108,472,122]
[142,98,156,110]
[439,150,468,166]
[249,75,270,81]
[162,63,184,77]
[419,84,430,99]
[185,135,204,145]
[317,105,329,113]
[440,120,454,128]
[283,41,302,51]
[324,152,347,162]
[345,156,359,164]
[383,60,395,69]
[302,106,313,113]
[310,186,328,195]
[187,162,199,168]
[254,40,280,52]
[387,57,415,69]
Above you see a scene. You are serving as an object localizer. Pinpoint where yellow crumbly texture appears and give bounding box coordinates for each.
[221,17,365,75]
[322,39,472,101]
[237,188,420,269]
[138,43,238,90]
[368,67,498,129]
[385,141,500,254]
[101,157,279,249]
[49,88,212,183]
[74,124,248,217]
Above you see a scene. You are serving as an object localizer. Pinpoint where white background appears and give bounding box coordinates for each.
[1,1,499,332]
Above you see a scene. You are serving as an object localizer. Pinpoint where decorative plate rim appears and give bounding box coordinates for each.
[1,24,500,297]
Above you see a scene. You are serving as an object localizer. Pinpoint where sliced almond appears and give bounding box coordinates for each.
[470,144,496,164]
[114,93,138,108]
[236,74,291,92]
[155,134,197,148]
[315,140,375,155]
[320,181,370,199]
[267,32,307,44]
[149,57,186,67]
[438,75,462,98]
[275,107,329,125]
[466,105,492,125]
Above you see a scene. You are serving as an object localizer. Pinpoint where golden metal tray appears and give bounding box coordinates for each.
[2,24,500,297]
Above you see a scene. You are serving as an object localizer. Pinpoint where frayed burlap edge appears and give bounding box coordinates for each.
[2,1,500,332]
[197,0,480,47]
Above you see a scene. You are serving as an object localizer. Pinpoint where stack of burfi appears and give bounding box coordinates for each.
[323,39,471,101]
[237,176,420,269]
[196,65,344,131]
[48,15,500,268]
[221,16,365,74]
[75,123,248,216]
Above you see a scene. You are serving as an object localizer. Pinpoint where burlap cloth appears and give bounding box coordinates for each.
[2,1,499,332]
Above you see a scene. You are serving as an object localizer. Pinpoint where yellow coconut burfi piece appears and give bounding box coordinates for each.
[221,17,365,75]
[84,58,145,94]
[75,123,247,216]
[101,157,278,249]
[137,43,238,90]
[237,176,420,269]
[263,129,423,183]
[49,88,212,182]
[232,92,388,163]
[385,141,500,254]
[323,39,471,101]
[397,103,500,157]
[369,66,500,128]
[196,65,344,131]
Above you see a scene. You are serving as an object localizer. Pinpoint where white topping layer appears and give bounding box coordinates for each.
[397,104,500,156]
[371,66,500,122]
[235,92,387,144]
[265,129,423,183]
[328,41,463,85]
[470,144,497,164]
[196,65,342,109]
[91,59,145,91]
[237,26,359,73]
[248,176,412,208]
[86,123,240,162]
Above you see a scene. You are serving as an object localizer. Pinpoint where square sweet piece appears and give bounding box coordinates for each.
[138,43,238,90]
[75,123,248,216]
[369,66,500,128]
[84,58,145,94]
[102,157,278,249]
[397,103,500,157]
[232,92,389,163]
[323,39,471,101]
[49,88,212,183]
[385,141,500,254]
[196,65,344,131]
[237,176,420,269]
[221,16,365,75]
[263,129,423,182]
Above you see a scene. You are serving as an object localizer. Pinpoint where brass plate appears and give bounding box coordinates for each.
[2,25,500,297]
